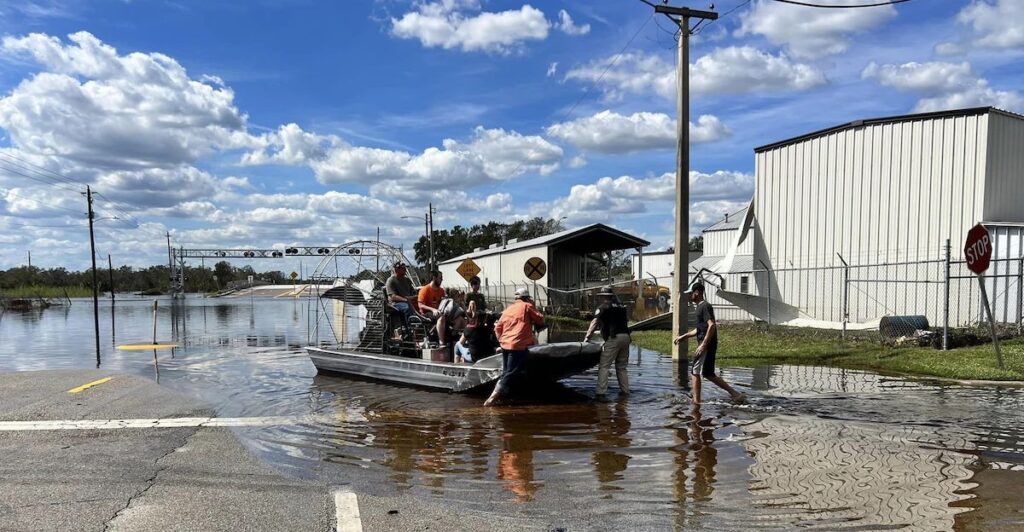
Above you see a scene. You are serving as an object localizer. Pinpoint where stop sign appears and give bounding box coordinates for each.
[964,224,992,274]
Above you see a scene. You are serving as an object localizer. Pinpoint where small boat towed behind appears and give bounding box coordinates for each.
[303,240,601,393]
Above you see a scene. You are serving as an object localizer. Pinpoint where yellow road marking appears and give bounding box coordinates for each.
[116,343,178,351]
[67,376,112,394]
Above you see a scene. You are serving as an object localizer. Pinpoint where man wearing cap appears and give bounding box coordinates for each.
[484,287,545,406]
[673,282,745,404]
[385,262,418,327]
[584,286,631,399]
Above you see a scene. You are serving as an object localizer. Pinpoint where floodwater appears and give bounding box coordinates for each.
[2,296,1023,530]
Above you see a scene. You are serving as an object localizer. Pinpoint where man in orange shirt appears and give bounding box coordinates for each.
[484,287,545,406]
[418,270,450,344]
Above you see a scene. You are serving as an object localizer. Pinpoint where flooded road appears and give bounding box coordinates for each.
[2,297,1023,530]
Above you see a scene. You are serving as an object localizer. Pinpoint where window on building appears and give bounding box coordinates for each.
[740,275,749,294]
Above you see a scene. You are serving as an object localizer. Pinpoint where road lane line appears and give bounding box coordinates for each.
[67,376,113,394]
[0,416,312,431]
[334,489,363,532]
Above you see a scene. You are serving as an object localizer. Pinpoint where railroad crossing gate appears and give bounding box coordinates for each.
[456,259,481,282]
[524,257,547,281]
[964,224,992,274]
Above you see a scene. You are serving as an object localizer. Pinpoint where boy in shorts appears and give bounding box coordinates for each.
[673,282,746,405]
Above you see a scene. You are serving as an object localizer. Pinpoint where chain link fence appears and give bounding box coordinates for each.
[698,239,1023,348]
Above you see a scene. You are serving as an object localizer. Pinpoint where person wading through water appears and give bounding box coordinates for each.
[484,288,545,406]
[583,286,631,400]
[673,282,746,405]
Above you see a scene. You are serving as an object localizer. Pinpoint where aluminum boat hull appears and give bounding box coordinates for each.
[306,341,602,393]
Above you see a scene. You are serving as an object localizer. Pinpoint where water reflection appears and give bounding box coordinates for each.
[0,297,1022,529]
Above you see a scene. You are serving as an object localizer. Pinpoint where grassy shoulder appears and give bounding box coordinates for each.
[630,323,1024,381]
[1,285,93,298]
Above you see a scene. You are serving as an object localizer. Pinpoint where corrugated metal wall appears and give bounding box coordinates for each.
[754,112,992,324]
[985,112,1024,222]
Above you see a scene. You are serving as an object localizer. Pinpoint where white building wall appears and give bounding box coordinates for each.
[754,112,993,325]
[985,112,1024,222]
[632,253,673,286]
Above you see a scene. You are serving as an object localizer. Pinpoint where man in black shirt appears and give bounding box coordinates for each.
[584,286,631,398]
[673,282,745,405]
[465,276,487,317]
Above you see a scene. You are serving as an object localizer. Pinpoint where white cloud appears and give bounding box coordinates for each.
[94,166,228,208]
[737,0,897,59]
[862,60,1024,113]
[0,32,254,170]
[390,1,550,54]
[692,47,827,94]
[546,61,558,77]
[532,170,753,225]
[956,0,1024,50]
[546,110,730,154]
[244,124,562,189]
[556,9,590,36]
[564,47,825,100]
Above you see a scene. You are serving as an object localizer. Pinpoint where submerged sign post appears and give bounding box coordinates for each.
[964,224,1004,369]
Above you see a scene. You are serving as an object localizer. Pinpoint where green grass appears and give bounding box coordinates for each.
[545,315,590,329]
[1,285,92,298]
[631,323,1024,381]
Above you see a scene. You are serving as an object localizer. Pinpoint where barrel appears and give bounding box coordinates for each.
[878,315,929,337]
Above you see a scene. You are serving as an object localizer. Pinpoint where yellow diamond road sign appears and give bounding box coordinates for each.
[456,259,481,282]
[290,271,298,280]
[524,257,546,281]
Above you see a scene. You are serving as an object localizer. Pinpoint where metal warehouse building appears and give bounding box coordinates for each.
[439,224,649,306]
[714,107,1024,328]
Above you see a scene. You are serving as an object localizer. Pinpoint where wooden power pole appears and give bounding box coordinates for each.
[649,3,717,364]
[86,186,101,363]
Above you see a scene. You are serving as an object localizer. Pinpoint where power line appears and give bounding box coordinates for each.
[695,0,752,34]
[0,152,84,190]
[771,0,913,8]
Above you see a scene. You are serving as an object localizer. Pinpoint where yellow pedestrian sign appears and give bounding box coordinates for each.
[524,257,546,281]
[456,259,481,281]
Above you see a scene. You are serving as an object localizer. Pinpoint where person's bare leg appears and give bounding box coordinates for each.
[707,375,744,400]
[691,374,702,404]
[437,314,447,344]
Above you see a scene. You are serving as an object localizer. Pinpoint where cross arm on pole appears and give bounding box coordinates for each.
[654,5,718,20]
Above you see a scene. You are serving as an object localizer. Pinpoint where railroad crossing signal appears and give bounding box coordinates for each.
[524,257,547,281]
[456,259,481,282]
[964,224,992,274]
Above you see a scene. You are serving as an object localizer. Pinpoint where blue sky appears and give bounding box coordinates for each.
[0,0,1022,271]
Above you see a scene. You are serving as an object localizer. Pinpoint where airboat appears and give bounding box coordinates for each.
[304,240,602,393]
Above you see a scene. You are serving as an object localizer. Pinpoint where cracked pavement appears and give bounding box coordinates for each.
[0,370,332,532]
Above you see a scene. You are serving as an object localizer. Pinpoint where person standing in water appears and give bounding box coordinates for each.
[673,282,745,404]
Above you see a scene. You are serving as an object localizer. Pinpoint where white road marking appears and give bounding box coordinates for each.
[334,489,363,532]
[0,416,307,431]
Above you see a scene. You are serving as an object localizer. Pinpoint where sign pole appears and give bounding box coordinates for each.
[977,273,1005,370]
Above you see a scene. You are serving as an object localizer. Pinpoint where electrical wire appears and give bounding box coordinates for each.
[695,0,752,34]
[771,0,913,7]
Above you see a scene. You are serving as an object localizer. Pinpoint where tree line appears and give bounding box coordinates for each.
[0,261,292,295]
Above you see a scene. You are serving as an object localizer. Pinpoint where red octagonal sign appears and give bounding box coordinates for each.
[964,224,992,274]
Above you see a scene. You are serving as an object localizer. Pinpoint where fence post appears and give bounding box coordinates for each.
[837,253,849,340]
[943,239,951,351]
[1017,255,1023,336]
[758,259,771,332]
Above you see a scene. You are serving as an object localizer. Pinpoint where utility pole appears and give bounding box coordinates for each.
[166,231,174,295]
[648,3,718,364]
[428,203,435,272]
[86,186,101,363]
[108,254,115,302]
[27,250,31,270]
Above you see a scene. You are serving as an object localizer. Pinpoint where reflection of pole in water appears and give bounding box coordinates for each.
[152,349,160,383]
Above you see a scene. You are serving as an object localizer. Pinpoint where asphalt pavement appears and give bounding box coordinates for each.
[0,370,586,531]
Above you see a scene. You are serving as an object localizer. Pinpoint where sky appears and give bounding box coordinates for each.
[0,0,1022,273]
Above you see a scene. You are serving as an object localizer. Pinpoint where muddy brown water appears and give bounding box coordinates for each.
[1,297,1022,530]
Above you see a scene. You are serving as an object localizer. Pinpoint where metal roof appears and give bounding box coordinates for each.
[440,223,650,264]
[755,106,1024,153]
[702,206,749,233]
